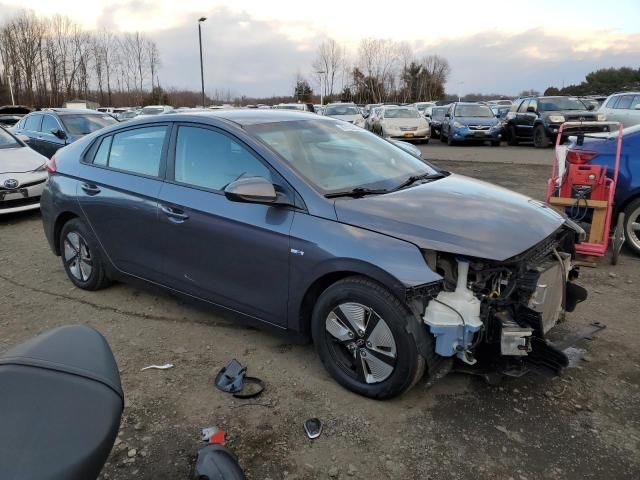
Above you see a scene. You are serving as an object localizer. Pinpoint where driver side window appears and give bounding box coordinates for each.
[174,126,272,192]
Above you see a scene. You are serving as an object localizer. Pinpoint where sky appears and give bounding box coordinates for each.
[1,0,640,97]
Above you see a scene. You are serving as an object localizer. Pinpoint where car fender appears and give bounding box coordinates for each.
[287,212,442,337]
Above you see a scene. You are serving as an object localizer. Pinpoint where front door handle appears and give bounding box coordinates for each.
[160,205,189,222]
[81,183,101,195]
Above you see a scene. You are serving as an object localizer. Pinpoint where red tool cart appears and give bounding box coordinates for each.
[545,121,625,265]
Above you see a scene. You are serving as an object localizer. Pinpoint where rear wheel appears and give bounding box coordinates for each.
[623,199,640,256]
[533,125,551,148]
[312,277,426,399]
[447,134,455,146]
[507,125,518,146]
[60,218,110,290]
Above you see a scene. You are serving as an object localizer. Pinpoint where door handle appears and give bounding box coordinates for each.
[81,183,101,195]
[160,205,189,222]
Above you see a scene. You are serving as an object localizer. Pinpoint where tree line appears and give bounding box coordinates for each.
[297,38,451,104]
[544,67,640,97]
[0,11,160,108]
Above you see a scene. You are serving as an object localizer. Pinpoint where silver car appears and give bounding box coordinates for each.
[322,103,366,127]
[599,92,640,127]
[0,126,48,214]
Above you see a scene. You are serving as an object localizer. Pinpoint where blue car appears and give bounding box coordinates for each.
[440,102,502,146]
[566,125,640,255]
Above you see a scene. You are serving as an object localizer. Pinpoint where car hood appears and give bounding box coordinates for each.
[0,146,47,173]
[455,117,498,126]
[382,117,426,128]
[334,174,566,261]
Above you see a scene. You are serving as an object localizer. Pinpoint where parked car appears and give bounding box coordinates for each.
[504,96,605,148]
[491,105,511,120]
[598,92,640,128]
[487,99,513,107]
[440,102,502,146]
[374,106,430,142]
[0,125,48,214]
[97,107,128,115]
[322,103,365,127]
[364,106,383,132]
[412,102,437,118]
[117,110,140,121]
[13,109,118,158]
[363,103,383,119]
[40,110,587,399]
[273,103,314,112]
[0,105,32,127]
[428,106,449,139]
[136,105,175,118]
[566,124,640,255]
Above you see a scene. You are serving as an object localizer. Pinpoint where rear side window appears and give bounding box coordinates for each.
[24,114,42,131]
[174,126,272,191]
[41,115,59,133]
[605,96,620,108]
[93,136,112,166]
[631,95,640,109]
[615,95,634,110]
[107,126,167,177]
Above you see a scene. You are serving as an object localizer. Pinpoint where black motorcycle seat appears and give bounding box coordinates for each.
[0,325,123,480]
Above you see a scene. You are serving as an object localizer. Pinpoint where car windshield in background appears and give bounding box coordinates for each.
[539,97,587,111]
[0,128,20,148]
[324,106,361,116]
[60,114,117,136]
[432,108,447,120]
[455,105,494,117]
[248,119,438,194]
[140,107,166,115]
[276,105,305,110]
[385,108,421,119]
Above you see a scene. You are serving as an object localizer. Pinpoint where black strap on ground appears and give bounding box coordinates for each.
[232,376,265,399]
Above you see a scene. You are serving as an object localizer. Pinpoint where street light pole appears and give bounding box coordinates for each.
[316,70,326,106]
[198,17,207,107]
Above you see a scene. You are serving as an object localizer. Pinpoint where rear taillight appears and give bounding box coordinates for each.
[46,156,57,173]
[566,150,598,164]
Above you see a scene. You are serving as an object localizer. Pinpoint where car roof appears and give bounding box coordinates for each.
[175,109,324,126]
[37,108,106,116]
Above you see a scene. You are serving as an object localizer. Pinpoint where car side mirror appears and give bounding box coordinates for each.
[51,128,67,140]
[224,177,278,204]
[526,106,536,113]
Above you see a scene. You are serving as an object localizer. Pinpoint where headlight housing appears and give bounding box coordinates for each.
[548,115,565,123]
[453,121,464,129]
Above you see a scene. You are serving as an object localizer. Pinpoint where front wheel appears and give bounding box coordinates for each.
[507,125,519,146]
[312,277,426,399]
[623,199,640,256]
[533,125,551,148]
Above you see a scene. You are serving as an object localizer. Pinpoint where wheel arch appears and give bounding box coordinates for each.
[53,211,79,256]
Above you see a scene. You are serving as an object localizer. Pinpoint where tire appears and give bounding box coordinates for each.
[60,218,111,290]
[440,131,447,143]
[507,125,518,146]
[623,199,640,256]
[447,134,455,146]
[612,213,625,265]
[491,140,500,147]
[423,139,429,145]
[311,276,427,399]
[533,124,551,148]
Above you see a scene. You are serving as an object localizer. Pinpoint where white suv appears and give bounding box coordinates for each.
[599,92,640,127]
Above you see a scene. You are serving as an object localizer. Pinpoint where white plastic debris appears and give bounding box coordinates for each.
[140,363,174,371]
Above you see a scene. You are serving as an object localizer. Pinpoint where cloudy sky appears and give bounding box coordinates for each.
[2,0,640,97]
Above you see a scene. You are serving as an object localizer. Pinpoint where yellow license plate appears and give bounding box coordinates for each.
[403,133,414,138]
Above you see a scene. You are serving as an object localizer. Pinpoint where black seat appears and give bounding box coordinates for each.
[0,325,123,480]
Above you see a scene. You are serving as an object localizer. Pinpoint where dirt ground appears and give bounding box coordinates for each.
[1,145,639,480]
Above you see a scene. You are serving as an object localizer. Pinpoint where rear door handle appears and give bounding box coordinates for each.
[160,205,189,222]
[81,183,101,195]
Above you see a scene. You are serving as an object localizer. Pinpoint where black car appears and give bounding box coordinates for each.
[0,105,32,128]
[429,106,450,139]
[504,96,604,148]
[40,110,587,399]
[13,109,117,158]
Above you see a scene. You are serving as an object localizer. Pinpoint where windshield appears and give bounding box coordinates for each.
[60,114,117,136]
[0,127,20,148]
[248,119,438,194]
[432,108,447,120]
[141,107,166,115]
[454,104,494,117]
[384,108,421,119]
[324,105,361,116]
[539,97,587,111]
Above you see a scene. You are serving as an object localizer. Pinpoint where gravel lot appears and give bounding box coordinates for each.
[1,143,639,480]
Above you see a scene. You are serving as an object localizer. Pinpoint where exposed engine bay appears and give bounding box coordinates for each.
[418,225,588,377]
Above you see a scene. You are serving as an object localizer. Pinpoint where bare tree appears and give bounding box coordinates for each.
[312,38,344,99]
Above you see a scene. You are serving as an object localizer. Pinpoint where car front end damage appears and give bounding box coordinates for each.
[409,222,588,379]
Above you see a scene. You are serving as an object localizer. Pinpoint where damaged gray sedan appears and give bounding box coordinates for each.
[40,111,587,399]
